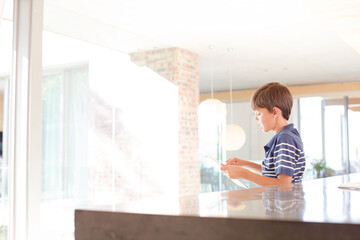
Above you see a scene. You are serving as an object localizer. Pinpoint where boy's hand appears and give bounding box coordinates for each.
[221,164,245,179]
[225,157,243,166]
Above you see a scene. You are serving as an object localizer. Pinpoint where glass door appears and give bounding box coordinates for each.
[347,98,360,173]
[323,98,347,175]
[299,96,360,179]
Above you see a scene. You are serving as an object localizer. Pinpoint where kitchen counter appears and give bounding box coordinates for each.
[75,173,360,239]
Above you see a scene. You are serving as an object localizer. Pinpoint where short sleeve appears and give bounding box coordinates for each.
[274,135,299,177]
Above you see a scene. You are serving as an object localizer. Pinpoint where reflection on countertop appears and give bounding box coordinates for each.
[84,173,360,224]
[76,173,360,240]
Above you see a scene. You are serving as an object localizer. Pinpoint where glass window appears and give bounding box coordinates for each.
[299,97,323,179]
[347,103,360,173]
[41,25,179,239]
[0,76,8,240]
[0,0,13,238]
[42,66,89,201]
[198,100,262,192]
[198,100,227,192]
[324,104,345,173]
[299,96,360,179]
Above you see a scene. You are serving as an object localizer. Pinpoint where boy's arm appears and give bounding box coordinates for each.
[226,158,262,173]
[221,165,292,186]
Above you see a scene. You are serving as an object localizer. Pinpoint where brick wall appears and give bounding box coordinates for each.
[130,47,200,196]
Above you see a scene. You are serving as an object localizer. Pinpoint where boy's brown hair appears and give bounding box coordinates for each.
[251,82,293,120]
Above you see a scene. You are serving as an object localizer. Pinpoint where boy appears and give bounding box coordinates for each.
[220,82,305,186]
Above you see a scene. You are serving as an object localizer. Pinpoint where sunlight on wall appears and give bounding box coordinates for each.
[41,31,179,239]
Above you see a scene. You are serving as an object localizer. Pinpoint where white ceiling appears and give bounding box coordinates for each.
[44,0,360,93]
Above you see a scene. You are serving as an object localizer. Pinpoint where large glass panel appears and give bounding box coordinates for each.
[299,96,360,179]
[198,100,270,192]
[198,100,227,192]
[324,102,346,175]
[0,0,13,238]
[299,97,323,179]
[41,7,179,239]
[348,106,360,173]
[42,73,63,200]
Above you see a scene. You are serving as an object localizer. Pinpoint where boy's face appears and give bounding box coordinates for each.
[254,107,275,133]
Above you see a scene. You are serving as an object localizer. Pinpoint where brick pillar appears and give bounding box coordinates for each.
[130,48,200,196]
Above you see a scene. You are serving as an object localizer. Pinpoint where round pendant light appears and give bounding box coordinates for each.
[226,123,246,151]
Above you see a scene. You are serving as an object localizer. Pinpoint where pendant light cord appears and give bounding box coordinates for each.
[228,48,234,123]
[211,69,214,99]
[209,45,214,99]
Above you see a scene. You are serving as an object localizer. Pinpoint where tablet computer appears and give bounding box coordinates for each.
[201,151,248,188]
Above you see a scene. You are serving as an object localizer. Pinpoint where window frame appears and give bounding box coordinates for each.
[9,0,44,239]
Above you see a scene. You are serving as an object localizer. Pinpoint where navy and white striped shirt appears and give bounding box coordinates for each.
[262,124,306,182]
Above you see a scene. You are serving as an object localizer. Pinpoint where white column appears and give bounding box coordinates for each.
[9,0,43,239]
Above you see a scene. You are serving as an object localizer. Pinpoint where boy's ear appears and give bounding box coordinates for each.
[273,107,281,117]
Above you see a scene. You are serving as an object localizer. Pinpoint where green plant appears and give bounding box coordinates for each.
[0,225,7,240]
[311,159,333,178]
